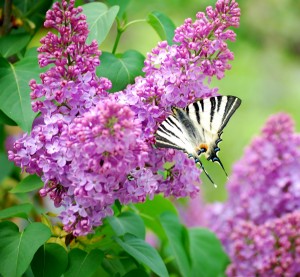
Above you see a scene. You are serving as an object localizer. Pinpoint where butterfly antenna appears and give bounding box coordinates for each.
[194,158,217,188]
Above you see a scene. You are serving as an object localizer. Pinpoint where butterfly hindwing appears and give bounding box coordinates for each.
[155,114,196,154]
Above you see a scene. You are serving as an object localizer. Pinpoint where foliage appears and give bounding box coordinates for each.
[0,0,234,276]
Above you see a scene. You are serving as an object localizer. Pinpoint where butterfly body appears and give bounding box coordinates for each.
[155,95,241,183]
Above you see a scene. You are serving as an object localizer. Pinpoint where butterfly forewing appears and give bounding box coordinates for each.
[186,96,241,135]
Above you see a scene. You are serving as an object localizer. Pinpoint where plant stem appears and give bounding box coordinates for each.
[122,19,147,30]
[112,30,122,54]
[111,19,147,54]
[1,0,12,36]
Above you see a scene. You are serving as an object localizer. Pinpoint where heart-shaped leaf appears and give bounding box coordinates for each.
[189,228,230,277]
[0,203,33,220]
[97,50,145,92]
[82,3,119,45]
[147,11,176,45]
[107,211,145,239]
[0,49,42,132]
[31,243,68,277]
[160,212,191,277]
[10,174,43,193]
[0,221,51,277]
[64,248,104,277]
[115,234,168,277]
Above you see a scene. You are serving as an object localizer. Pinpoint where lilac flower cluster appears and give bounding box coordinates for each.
[227,212,300,276]
[202,113,300,275]
[116,0,240,203]
[9,0,240,235]
[60,99,150,235]
[119,0,240,141]
[30,0,111,119]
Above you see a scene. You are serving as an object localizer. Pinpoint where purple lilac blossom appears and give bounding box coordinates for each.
[116,0,240,200]
[197,113,300,275]
[8,0,240,235]
[227,212,300,276]
[207,113,300,243]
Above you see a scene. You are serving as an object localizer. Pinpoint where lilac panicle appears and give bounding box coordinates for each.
[200,113,300,275]
[30,0,111,118]
[116,0,240,201]
[9,0,241,235]
[118,0,240,141]
[227,212,300,277]
[59,99,149,235]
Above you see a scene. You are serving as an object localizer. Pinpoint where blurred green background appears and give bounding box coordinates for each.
[97,0,300,200]
[5,0,300,201]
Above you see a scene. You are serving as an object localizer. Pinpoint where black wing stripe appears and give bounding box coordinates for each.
[166,117,182,133]
[158,123,180,139]
[185,105,190,117]
[199,99,204,112]
[193,102,200,124]
[155,136,184,150]
[209,97,216,129]
[219,96,241,132]
[216,96,222,112]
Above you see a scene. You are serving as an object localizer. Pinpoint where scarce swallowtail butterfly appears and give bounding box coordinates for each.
[155,95,241,186]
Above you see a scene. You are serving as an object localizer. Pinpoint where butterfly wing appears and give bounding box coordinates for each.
[155,109,200,155]
[185,95,241,135]
[184,95,241,162]
[155,95,241,183]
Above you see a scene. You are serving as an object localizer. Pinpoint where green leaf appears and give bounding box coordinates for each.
[0,152,14,182]
[106,0,130,20]
[107,211,145,239]
[31,243,68,277]
[189,228,230,277]
[0,49,42,132]
[97,50,145,92]
[123,268,149,277]
[82,3,119,45]
[115,234,168,277]
[102,253,133,277]
[134,195,177,239]
[160,212,191,277]
[0,34,31,58]
[64,248,104,277]
[10,174,43,193]
[0,203,33,220]
[0,221,51,277]
[147,11,176,45]
[0,109,17,125]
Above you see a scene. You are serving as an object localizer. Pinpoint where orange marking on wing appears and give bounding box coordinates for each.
[198,143,208,152]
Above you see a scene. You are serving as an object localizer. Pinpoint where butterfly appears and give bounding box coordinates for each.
[155,95,241,185]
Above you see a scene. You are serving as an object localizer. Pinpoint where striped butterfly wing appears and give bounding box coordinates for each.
[186,95,241,135]
[155,112,198,155]
[184,95,241,161]
[155,95,241,158]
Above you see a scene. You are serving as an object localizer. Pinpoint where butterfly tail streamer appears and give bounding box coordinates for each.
[194,157,217,188]
[214,157,229,179]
